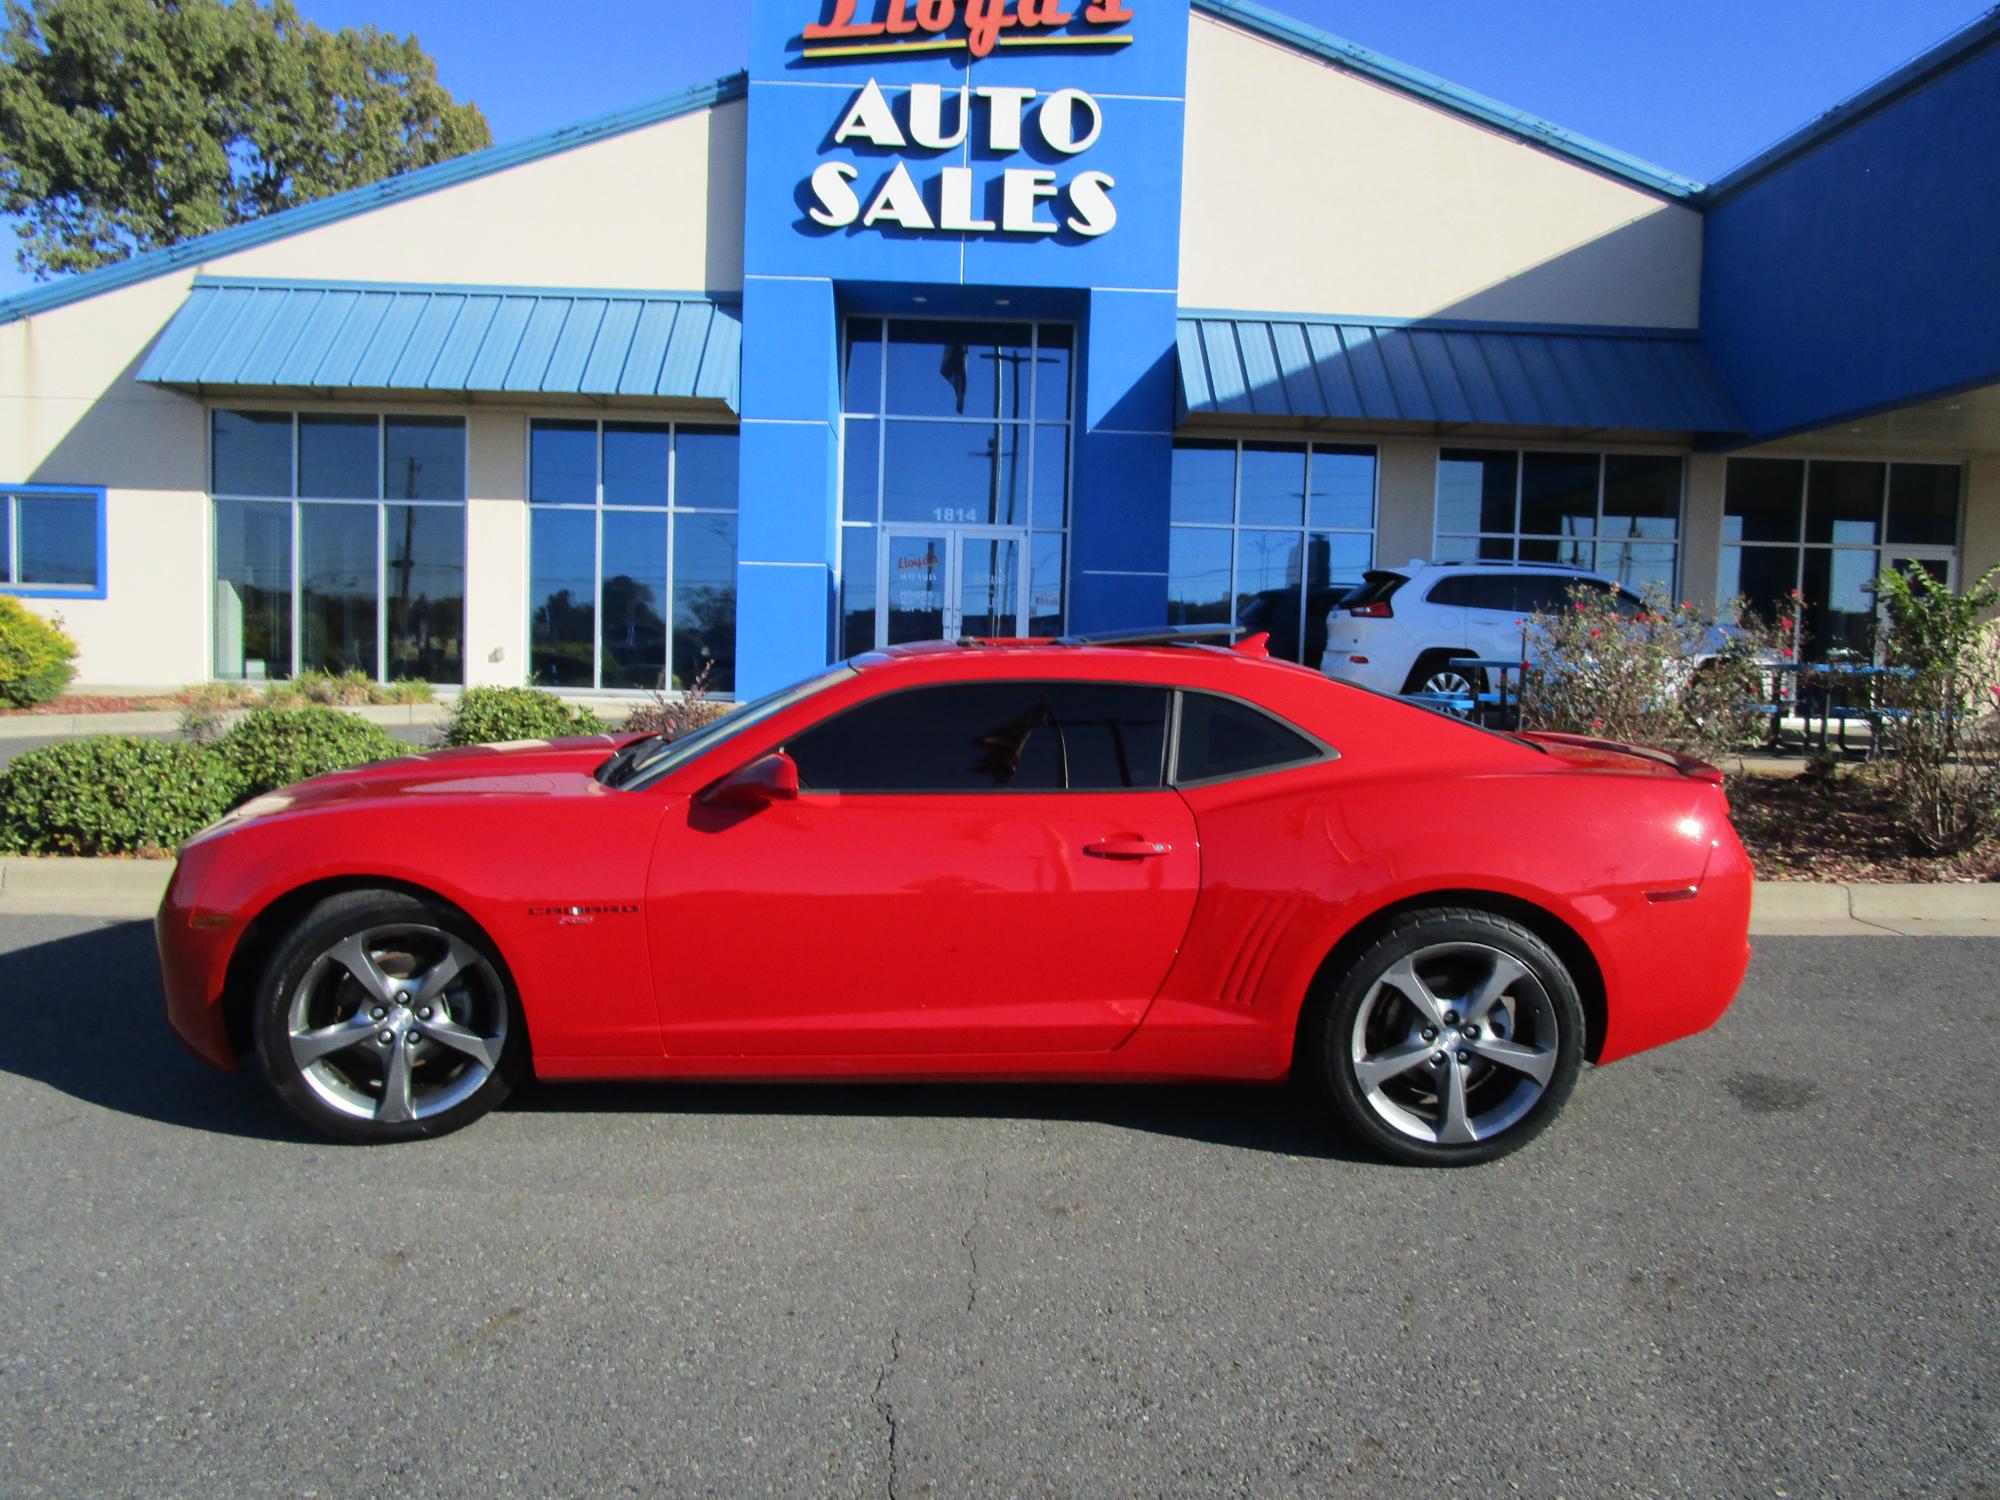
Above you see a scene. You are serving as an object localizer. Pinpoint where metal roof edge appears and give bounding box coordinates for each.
[1700,8,2000,206]
[1176,307,1706,341]
[188,274,742,304]
[0,71,749,329]
[1188,0,1705,202]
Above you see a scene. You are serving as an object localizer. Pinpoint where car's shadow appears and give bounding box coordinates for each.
[0,920,1369,1161]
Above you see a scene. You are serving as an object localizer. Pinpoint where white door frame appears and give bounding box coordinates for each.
[876,525,1029,645]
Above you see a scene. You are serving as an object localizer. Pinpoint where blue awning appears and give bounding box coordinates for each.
[138,278,741,410]
[1176,314,1742,434]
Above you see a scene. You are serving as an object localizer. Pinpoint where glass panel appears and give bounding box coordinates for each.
[16,496,95,586]
[1437,450,1516,536]
[1050,683,1170,789]
[1034,325,1072,422]
[1719,544,1799,630]
[298,503,379,676]
[959,535,1020,639]
[1887,463,1959,546]
[674,512,737,694]
[843,418,880,525]
[675,426,739,511]
[839,526,879,658]
[1594,541,1677,597]
[1031,424,1068,530]
[1170,440,1235,526]
[384,417,464,501]
[1029,532,1064,636]
[385,504,464,683]
[0,497,11,581]
[529,508,596,687]
[1724,457,1805,543]
[602,422,671,507]
[1801,546,1879,661]
[1176,693,1316,782]
[1805,460,1885,545]
[1309,445,1374,532]
[1239,443,1307,529]
[529,419,597,506]
[1519,535,1592,568]
[213,499,293,680]
[1437,534,1514,562]
[844,318,883,414]
[1602,454,1681,539]
[212,410,292,496]
[1235,530,1303,663]
[599,510,668,691]
[1520,452,1598,541]
[788,682,1066,792]
[881,420,1024,526]
[298,415,377,499]
[1307,532,1372,664]
[1168,527,1231,625]
[884,321,1033,419]
[884,532,947,645]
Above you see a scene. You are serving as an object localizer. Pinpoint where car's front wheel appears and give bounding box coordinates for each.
[1311,909,1584,1166]
[252,890,525,1144]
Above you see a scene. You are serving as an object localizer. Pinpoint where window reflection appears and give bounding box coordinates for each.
[299,503,379,677]
[385,504,463,683]
[214,499,293,680]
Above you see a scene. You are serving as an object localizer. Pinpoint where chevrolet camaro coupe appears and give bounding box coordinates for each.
[157,628,1752,1164]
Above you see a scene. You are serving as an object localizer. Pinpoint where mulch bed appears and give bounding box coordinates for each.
[0,693,188,717]
[1727,770,2000,883]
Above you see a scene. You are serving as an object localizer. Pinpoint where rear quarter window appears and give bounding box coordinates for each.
[1174,692,1323,783]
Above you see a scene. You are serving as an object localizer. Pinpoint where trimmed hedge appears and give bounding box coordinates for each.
[0,737,241,855]
[441,687,606,748]
[213,705,408,799]
[0,596,78,708]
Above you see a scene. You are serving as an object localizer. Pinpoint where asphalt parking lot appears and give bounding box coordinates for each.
[0,916,1993,1498]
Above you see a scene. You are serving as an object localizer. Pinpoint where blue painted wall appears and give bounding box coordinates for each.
[735,0,1190,695]
[1700,31,2000,442]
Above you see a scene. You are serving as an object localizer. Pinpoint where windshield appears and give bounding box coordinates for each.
[607,665,857,790]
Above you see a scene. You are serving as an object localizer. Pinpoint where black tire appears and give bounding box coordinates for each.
[1309,908,1585,1166]
[251,889,527,1144]
[1401,651,1486,700]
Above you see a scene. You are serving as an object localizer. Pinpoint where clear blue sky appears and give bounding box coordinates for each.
[1,0,1988,295]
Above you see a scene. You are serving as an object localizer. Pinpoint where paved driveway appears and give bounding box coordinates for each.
[0,917,1992,1497]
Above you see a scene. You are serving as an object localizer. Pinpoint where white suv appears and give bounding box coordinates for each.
[1320,559,1644,698]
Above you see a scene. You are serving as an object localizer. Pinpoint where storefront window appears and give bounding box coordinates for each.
[1436,449,1683,595]
[1169,439,1377,666]
[1722,457,1962,659]
[1,489,101,593]
[210,411,464,684]
[528,420,739,693]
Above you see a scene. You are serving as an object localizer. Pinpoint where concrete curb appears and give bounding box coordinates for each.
[3,857,1996,933]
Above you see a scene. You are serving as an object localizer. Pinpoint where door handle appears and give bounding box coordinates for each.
[1084,837,1173,860]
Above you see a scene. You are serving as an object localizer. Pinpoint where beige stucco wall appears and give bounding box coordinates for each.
[465,411,530,688]
[1963,459,2000,602]
[1372,439,1437,566]
[1179,13,1703,327]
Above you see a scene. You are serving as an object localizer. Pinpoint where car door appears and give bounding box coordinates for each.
[647,678,1200,1058]
[1461,573,1526,661]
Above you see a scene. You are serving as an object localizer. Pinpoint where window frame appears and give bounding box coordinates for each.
[1169,437,1381,666]
[1432,445,1686,594]
[523,415,740,695]
[207,408,468,684]
[0,484,108,599]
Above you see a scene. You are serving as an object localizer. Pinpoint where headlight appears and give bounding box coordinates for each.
[186,793,295,844]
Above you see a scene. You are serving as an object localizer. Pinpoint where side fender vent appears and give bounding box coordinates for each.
[1220,895,1303,1008]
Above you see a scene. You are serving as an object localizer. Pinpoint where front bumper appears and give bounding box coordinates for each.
[155,852,240,1071]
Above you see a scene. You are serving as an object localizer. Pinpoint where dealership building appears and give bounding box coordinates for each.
[2,0,1996,699]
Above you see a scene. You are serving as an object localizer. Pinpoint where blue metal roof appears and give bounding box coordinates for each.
[137,278,741,408]
[1176,313,1743,433]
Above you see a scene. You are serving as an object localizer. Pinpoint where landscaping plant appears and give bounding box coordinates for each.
[439,686,606,748]
[213,704,407,799]
[0,596,78,707]
[623,660,730,741]
[0,735,240,854]
[1868,562,2000,855]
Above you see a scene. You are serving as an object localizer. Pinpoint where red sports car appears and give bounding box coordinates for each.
[157,629,1751,1164]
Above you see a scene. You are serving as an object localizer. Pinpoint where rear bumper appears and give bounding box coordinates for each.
[1595,838,1754,1065]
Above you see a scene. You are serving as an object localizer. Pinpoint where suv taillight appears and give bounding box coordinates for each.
[1349,601,1394,619]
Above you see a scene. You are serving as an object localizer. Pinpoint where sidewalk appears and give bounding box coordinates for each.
[2,855,1995,932]
[0,697,654,740]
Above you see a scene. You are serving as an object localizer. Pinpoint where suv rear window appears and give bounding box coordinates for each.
[1338,571,1407,610]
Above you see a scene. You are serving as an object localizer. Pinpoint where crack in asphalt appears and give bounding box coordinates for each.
[962,1164,991,1314]
[873,1326,901,1500]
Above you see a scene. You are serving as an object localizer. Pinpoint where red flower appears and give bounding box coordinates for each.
[1589,629,1600,637]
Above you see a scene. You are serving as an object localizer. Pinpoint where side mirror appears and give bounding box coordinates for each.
[708,750,800,809]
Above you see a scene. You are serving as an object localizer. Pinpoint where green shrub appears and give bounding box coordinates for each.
[441,687,606,747]
[0,597,79,708]
[214,705,407,798]
[0,736,241,855]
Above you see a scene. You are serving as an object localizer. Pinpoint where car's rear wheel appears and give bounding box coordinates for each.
[252,890,525,1144]
[1311,909,1584,1166]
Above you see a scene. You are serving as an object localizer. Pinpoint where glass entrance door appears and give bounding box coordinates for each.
[877,527,1027,645]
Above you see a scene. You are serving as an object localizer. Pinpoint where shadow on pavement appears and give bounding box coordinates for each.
[1,919,1370,1161]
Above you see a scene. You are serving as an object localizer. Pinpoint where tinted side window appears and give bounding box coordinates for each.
[1175,693,1319,783]
[1464,575,1521,611]
[1512,576,1572,615]
[785,682,1170,792]
[1426,576,1473,607]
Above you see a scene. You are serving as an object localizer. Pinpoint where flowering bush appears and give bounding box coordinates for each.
[1516,583,1784,764]
[623,660,731,741]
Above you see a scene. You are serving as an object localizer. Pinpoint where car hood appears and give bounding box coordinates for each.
[238,733,637,816]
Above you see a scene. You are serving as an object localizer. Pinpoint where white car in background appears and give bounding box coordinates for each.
[1320,559,1647,699]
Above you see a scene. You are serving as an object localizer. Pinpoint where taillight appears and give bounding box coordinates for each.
[1349,601,1394,619]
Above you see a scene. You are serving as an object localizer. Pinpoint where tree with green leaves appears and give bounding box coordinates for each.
[0,0,490,278]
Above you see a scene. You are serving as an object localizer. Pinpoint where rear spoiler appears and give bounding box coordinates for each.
[1517,731,1726,785]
